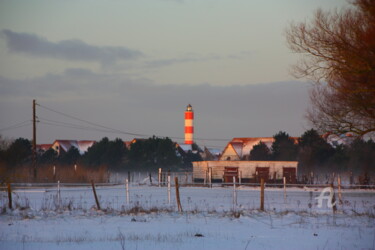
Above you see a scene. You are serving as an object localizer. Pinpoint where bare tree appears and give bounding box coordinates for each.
[286,0,375,137]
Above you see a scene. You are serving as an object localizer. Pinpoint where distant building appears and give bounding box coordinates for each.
[51,140,95,155]
[220,137,298,161]
[322,132,356,147]
[36,144,53,154]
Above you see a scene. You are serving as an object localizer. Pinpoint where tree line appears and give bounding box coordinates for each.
[1,130,374,176]
[0,136,191,171]
[249,130,375,175]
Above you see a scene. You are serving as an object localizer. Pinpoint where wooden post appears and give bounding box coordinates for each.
[208,168,212,188]
[260,178,265,211]
[149,173,152,185]
[338,175,342,204]
[283,176,286,202]
[125,179,129,205]
[330,183,337,213]
[233,176,237,207]
[91,180,101,210]
[57,180,61,207]
[32,99,37,179]
[168,175,171,205]
[204,170,207,186]
[158,168,162,187]
[175,177,183,212]
[7,183,12,209]
[53,166,56,180]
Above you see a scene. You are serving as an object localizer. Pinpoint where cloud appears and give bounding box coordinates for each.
[0,70,311,146]
[144,52,253,68]
[1,29,143,64]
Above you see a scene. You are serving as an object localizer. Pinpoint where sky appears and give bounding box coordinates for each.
[0,0,348,148]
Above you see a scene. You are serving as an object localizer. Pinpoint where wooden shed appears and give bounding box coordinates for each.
[192,160,298,184]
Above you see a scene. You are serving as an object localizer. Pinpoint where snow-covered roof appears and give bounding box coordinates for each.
[179,144,193,152]
[77,140,95,154]
[220,137,298,160]
[52,140,95,155]
[323,133,356,147]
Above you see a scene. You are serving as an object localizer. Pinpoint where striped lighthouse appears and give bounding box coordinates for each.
[184,104,194,145]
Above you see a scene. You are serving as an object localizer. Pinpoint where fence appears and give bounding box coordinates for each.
[1,177,375,216]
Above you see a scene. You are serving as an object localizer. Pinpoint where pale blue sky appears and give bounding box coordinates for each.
[0,0,349,147]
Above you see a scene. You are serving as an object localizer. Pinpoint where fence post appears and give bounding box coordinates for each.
[283,176,287,202]
[91,180,101,210]
[208,168,212,188]
[168,175,171,205]
[175,177,183,212]
[338,175,342,204]
[158,168,162,187]
[53,166,56,181]
[57,180,61,208]
[233,176,237,208]
[330,183,337,213]
[7,183,12,209]
[204,170,207,186]
[149,173,152,185]
[260,178,265,211]
[125,179,130,205]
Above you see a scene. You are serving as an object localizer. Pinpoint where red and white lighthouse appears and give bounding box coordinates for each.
[184,104,194,145]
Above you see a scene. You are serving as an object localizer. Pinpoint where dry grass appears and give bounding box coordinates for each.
[0,163,109,183]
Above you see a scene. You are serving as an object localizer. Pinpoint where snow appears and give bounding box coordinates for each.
[1,184,374,249]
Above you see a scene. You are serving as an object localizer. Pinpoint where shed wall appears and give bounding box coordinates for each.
[193,161,298,182]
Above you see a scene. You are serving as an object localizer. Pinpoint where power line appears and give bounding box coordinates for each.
[38,104,149,137]
[0,120,32,132]
[37,103,231,143]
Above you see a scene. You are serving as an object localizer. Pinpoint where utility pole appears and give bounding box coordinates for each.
[32,99,37,179]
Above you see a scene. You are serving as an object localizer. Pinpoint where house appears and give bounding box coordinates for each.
[51,140,95,155]
[192,160,298,184]
[220,137,298,161]
[36,144,53,155]
[322,132,356,147]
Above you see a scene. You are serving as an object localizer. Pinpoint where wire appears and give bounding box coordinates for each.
[0,120,32,132]
[38,104,149,137]
[37,103,230,144]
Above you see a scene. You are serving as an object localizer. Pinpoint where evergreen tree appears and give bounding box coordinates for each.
[347,138,375,174]
[271,131,298,161]
[249,141,271,160]
[298,129,334,173]
[128,136,181,168]
[83,137,126,167]
[59,146,81,165]
[4,138,32,166]
[39,148,58,164]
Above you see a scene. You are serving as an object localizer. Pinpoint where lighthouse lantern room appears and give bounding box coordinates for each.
[184,104,194,145]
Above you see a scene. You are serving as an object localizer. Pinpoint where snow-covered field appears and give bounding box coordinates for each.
[1,183,374,249]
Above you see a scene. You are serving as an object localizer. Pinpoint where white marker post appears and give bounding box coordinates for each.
[125,179,129,205]
[167,175,171,205]
[158,168,162,187]
[233,176,237,208]
[283,176,287,202]
[57,180,61,208]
